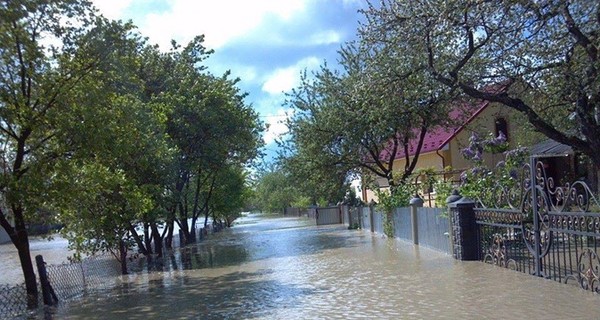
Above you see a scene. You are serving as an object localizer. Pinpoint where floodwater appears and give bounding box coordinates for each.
[53,214,598,319]
[0,235,73,285]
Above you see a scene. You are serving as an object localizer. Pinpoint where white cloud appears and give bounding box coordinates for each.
[91,0,134,20]
[261,56,321,94]
[263,108,294,145]
[132,0,306,50]
[309,30,342,45]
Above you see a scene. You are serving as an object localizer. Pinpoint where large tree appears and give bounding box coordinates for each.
[160,38,263,245]
[361,0,600,167]
[0,1,136,304]
[284,42,455,195]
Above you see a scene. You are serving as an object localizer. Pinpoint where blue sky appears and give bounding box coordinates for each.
[91,0,367,161]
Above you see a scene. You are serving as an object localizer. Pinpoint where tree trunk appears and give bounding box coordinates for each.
[151,223,163,258]
[119,240,128,275]
[204,211,210,229]
[178,203,191,244]
[165,220,174,249]
[127,224,148,256]
[143,223,153,255]
[16,229,38,308]
[5,206,39,308]
[189,222,197,243]
[0,209,38,307]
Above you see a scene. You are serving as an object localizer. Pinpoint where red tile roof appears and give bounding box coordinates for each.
[380,100,490,161]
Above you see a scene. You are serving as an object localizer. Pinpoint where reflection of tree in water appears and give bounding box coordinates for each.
[68,269,325,320]
[172,243,249,270]
[131,243,250,273]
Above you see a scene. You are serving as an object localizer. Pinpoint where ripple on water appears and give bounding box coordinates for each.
[57,216,600,319]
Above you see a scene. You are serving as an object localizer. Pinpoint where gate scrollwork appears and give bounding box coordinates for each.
[483,234,518,271]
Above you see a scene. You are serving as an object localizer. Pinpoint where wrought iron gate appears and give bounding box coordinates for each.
[473,157,600,292]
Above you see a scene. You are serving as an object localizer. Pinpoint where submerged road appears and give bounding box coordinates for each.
[57,214,599,319]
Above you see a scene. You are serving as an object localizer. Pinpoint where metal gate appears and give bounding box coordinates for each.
[474,157,600,292]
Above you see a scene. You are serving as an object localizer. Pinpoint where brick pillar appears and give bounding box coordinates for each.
[447,195,478,261]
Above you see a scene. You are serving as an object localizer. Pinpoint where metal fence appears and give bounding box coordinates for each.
[360,207,372,231]
[334,204,452,254]
[416,207,451,253]
[0,253,120,319]
[0,283,40,319]
[371,211,383,234]
[452,158,600,293]
[46,254,121,302]
[393,207,412,240]
[315,207,343,225]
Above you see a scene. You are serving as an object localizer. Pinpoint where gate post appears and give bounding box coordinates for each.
[530,156,543,277]
[409,195,424,245]
[447,195,478,261]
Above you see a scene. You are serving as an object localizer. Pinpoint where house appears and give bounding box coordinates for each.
[361,99,526,204]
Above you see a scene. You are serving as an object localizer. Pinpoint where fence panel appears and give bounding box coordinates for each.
[360,207,371,231]
[316,207,342,225]
[475,209,533,273]
[340,206,348,226]
[46,253,121,302]
[393,207,412,241]
[416,207,451,254]
[372,211,384,234]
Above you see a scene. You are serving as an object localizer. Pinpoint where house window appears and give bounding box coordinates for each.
[495,117,509,141]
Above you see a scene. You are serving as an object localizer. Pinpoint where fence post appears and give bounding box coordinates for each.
[447,193,478,261]
[409,195,424,245]
[35,255,58,306]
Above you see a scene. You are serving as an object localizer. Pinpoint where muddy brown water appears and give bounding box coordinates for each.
[46,214,600,319]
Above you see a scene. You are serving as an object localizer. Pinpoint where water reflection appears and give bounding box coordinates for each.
[57,214,599,319]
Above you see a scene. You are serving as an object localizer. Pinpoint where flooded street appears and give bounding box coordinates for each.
[0,235,73,285]
[56,214,598,319]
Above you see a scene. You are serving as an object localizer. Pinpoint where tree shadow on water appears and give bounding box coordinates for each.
[132,224,364,273]
[56,268,328,319]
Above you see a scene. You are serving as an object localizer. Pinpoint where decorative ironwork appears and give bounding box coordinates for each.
[534,160,600,213]
[483,234,519,271]
[565,249,600,293]
[475,209,522,225]
[472,157,600,293]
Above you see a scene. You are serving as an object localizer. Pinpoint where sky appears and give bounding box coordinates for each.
[91,0,368,162]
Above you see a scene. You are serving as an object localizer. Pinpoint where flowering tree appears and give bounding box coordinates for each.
[459,132,528,207]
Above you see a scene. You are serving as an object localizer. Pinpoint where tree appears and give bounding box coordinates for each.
[207,165,249,227]
[280,148,349,206]
[160,37,263,245]
[0,1,135,304]
[253,168,299,213]
[361,0,600,168]
[283,42,455,197]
